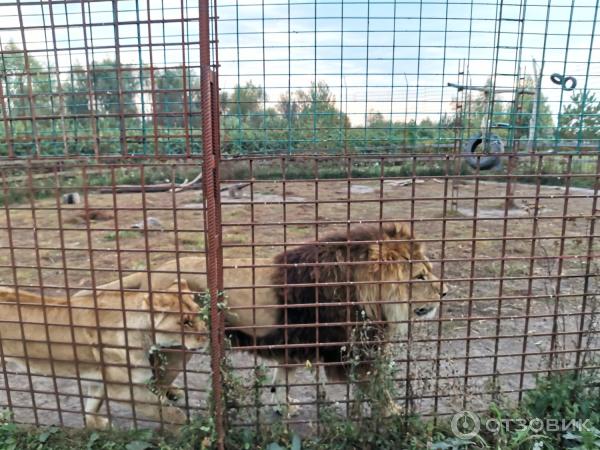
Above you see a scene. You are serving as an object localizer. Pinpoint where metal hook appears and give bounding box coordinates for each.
[550,73,577,91]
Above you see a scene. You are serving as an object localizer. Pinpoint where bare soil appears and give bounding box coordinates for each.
[0,176,598,429]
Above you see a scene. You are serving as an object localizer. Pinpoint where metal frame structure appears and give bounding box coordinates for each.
[0,0,599,446]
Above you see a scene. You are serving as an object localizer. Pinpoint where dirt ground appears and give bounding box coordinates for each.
[0,172,598,429]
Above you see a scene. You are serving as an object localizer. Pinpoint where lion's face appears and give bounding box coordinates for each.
[407,258,447,320]
[362,223,447,335]
[149,281,207,351]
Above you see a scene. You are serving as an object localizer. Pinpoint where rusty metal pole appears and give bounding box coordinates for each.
[200,0,225,448]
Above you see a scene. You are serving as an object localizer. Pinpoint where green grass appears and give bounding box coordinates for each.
[0,163,201,206]
[0,423,169,450]
[227,159,456,181]
[1,155,597,208]
[226,158,597,190]
[0,367,598,449]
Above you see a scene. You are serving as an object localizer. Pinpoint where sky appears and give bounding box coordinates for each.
[0,0,598,125]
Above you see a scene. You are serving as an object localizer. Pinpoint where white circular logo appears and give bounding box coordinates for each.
[451,411,481,439]
[529,417,544,433]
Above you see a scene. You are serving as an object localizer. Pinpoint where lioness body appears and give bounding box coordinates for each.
[0,281,206,428]
[75,257,280,338]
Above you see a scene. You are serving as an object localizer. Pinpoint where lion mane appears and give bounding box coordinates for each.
[229,223,441,382]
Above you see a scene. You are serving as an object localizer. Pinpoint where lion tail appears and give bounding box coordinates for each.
[0,286,67,304]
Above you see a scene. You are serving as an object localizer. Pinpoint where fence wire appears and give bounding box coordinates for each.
[0,0,599,445]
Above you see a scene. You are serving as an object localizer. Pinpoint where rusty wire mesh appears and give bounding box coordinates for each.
[0,0,599,444]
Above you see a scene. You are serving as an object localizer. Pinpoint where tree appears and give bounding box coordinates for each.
[513,75,554,142]
[89,59,139,116]
[154,68,185,129]
[221,82,265,120]
[219,82,271,154]
[276,92,300,123]
[63,67,92,117]
[284,82,349,151]
[558,90,600,141]
[0,42,58,155]
[0,42,51,120]
[294,81,338,115]
[417,117,436,141]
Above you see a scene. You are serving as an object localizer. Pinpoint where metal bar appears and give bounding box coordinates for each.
[200,0,225,447]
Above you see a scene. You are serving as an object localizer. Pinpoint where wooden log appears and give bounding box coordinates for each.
[99,182,202,194]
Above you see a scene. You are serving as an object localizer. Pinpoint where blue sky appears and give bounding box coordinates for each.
[0,0,598,124]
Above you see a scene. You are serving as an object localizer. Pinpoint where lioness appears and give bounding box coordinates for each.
[83,223,446,414]
[0,280,206,428]
[74,258,279,338]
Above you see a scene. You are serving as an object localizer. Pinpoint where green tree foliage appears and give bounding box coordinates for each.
[63,62,142,118]
[1,42,63,155]
[3,44,580,158]
[221,82,264,120]
[88,59,139,116]
[513,76,554,142]
[558,90,600,141]
[153,68,200,129]
[220,82,272,154]
[63,66,92,118]
[222,81,349,154]
[280,81,348,152]
[357,113,419,152]
[0,42,50,120]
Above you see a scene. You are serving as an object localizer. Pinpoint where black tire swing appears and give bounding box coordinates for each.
[464,132,504,170]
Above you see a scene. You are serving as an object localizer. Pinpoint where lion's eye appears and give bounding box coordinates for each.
[183,319,194,328]
[415,273,426,280]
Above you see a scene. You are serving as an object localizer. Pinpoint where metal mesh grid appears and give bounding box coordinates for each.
[217,0,599,155]
[0,162,213,428]
[219,153,599,427]
[0,1,204,158]
[0,0,599,445]
[0,0,220,430]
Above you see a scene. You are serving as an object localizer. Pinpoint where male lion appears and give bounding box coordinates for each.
[0,280,206,428]
[232,222,446,414]
[83,223,446,414]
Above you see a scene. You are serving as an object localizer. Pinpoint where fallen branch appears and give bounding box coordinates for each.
[171,172,203,193]
[385,179,426,187]
[100,178,250,195]
[99,182,202,194]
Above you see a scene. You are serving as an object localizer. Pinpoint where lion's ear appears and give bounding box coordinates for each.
[392,223,424,253]
[140,292,152,310]
[393,223,412,239]
[150,292,176,311]
[415,241,426,257]
[178,279,191,292]
[382,223,394,239]
[383,222,412,240]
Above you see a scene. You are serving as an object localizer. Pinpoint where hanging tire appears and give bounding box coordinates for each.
[465,133,504,170]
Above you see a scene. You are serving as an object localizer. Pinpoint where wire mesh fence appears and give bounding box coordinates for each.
[0,0,599,446]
